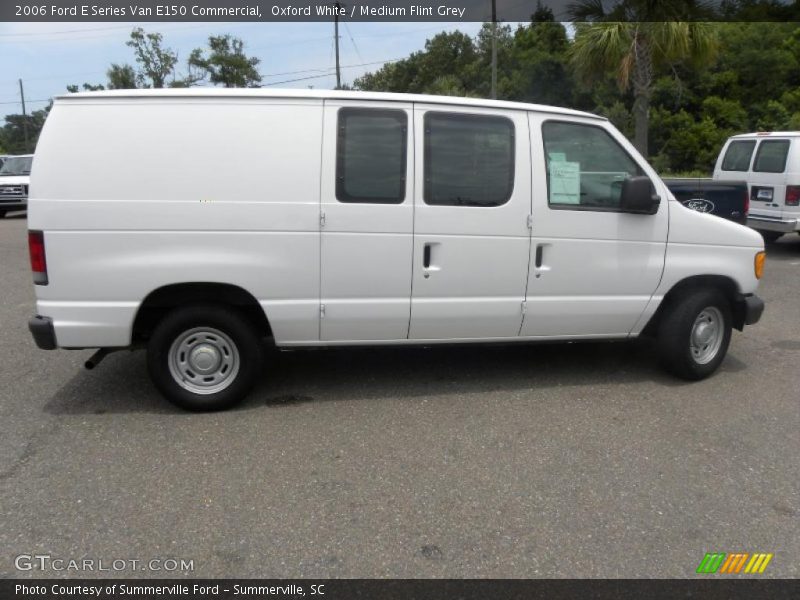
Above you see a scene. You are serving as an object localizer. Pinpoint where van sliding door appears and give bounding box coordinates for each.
[408,105,532,340]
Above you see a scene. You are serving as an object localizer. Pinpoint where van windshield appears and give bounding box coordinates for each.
[0,156,32,176]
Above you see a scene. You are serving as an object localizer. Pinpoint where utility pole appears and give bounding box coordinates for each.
[334,2,343,89]
[19,79,30,153]
[490,0,497,99]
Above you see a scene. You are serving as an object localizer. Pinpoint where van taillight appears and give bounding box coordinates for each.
[786,186,800,206]
[28,230,48,285]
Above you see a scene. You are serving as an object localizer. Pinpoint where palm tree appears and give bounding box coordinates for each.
[569,1,717,156]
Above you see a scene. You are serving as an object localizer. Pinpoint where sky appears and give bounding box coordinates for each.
[0,21,486,122]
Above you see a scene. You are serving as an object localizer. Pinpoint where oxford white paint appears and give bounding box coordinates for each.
[29,89,764,350]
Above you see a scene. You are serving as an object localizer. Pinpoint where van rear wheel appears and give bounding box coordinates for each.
[657,289,732,381]
[147,305,263,411]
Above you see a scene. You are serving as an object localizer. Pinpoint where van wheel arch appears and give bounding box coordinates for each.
[132,283,271,343]
[642,275,744,337]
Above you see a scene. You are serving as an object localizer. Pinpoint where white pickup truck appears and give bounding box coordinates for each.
[27,89,765,410]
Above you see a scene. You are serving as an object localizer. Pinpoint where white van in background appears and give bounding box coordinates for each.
[0,154,33,218]
[713,131,800,242]
[28,89,765,410]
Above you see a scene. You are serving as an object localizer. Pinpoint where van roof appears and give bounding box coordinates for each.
[730,131,800,138]
[57,88,605,121]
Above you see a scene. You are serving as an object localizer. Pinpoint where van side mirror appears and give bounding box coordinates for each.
[620,176,660,215]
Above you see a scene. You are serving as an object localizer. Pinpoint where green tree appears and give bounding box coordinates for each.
[569,2,718,156]
[426,75,476,97]
[107,63,138,89]
[355,30,479,94]
[66,83,105,93]
[0,107,49,154]
[127,28,179,88]
[505,17,573,107]
[188,35,262,88]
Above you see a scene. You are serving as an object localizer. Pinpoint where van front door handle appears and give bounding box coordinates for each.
[535,244,544,268]
[423,244,431,269]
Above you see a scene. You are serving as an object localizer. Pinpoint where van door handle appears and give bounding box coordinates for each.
[535,244,544,268]
[423,244,431,269]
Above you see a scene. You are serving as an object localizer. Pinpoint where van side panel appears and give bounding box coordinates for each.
[30,99,323,347]
[629,201,763,334]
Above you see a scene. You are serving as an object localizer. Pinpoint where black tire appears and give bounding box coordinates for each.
[147,304,264,411]
[759,231,782,244]
[657,289,732,381]
[0,211,6,219]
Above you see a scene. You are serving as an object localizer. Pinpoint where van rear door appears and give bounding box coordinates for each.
[319,100,414,341]
[749,137,792,222]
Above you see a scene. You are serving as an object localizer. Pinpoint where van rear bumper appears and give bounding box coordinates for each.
[28,315,57,350]
[747,214,799,233]
[0,200,27,211]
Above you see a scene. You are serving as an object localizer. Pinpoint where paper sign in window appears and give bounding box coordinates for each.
[549,161,580,205]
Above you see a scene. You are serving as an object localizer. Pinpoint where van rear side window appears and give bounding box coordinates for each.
[423,112,515,207]
[336,108,407,204]
[721,140,756,171]
[753,139,791,173]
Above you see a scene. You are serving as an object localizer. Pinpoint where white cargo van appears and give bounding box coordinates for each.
[28,89,765,410]
[713,131,800,242]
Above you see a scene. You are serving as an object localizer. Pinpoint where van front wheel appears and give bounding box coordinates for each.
[657,289,732,381]
[147,305,263,411]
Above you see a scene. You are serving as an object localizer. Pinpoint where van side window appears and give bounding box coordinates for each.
[336,108,407,204]
[753,140,790,173]
[542,121,645,211]
[721,140,756,171]
[424,112,514,207]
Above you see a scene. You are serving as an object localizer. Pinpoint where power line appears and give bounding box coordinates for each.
[0,57,402,102]
[0,98,50,105]
[343,22,364,64]
[0,23,234,44]
[0,24,135,37]
[262,57,403,87]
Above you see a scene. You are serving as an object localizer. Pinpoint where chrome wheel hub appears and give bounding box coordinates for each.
[168,327,239,395]
[690,307,724,365]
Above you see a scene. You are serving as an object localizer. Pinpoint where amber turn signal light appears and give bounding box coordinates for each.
[754,251,766,280]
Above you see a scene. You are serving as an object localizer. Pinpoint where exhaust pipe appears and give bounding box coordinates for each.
[85,348,111,370]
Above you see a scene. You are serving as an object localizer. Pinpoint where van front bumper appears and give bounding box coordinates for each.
[736,294,764,328]
[747,214,799,233]
[28,315,57,350]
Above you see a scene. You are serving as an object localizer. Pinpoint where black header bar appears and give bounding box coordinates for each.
[3,0,799,22]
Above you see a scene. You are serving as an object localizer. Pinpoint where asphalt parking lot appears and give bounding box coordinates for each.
[1,212,798,579]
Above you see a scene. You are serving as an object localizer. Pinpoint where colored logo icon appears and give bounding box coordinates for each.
[696,552,773,574]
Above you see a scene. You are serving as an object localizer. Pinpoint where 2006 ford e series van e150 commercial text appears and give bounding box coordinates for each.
[26,89,765,410]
